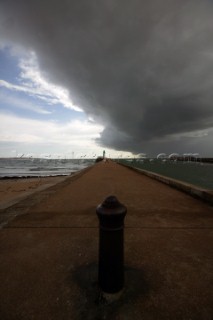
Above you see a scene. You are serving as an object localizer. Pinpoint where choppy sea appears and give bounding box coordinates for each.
[0,158,94,178]
[2,157,213,191]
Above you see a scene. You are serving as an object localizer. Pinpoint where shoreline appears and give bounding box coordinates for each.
[0,174,68,180]
[0,164,94,212]
[0,175,69,210]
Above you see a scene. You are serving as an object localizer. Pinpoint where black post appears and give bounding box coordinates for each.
[96,195,127,294]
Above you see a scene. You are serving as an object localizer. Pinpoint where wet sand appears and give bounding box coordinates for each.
[0,176,69,209]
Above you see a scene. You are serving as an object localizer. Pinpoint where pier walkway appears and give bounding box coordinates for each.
[0,161,212,319]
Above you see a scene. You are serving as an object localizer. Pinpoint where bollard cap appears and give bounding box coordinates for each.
[103,195,123,208]
[96,195,127,230]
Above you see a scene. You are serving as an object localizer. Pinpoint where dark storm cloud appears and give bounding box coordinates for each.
[1,0,213,155]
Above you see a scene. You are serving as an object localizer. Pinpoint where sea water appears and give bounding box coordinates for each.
[0,158,95,178]
[118,158,213,190]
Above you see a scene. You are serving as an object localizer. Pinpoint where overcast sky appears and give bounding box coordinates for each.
[1,0,213,158]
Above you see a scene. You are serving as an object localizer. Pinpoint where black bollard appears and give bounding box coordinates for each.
[96,195,127,294]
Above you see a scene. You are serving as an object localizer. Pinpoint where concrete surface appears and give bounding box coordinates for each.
[121,163,213,205]
[0,161,212,320]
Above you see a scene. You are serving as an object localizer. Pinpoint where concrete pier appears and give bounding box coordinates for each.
[0,161,212,319]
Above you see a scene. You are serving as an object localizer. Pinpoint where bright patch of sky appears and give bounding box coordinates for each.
[0,48,84,119]
[0,46,111,157]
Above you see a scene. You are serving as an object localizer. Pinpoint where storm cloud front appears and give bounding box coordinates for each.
[1,0,213,156]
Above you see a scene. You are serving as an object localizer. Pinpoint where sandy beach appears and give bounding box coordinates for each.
[0,176,68,210]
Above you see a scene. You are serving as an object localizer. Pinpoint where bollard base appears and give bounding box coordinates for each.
[99,289,123,304]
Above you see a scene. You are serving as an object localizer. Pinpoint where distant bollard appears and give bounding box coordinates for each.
[96,195,127,295]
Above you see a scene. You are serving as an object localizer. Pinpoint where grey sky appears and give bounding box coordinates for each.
[1,0,213,156]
